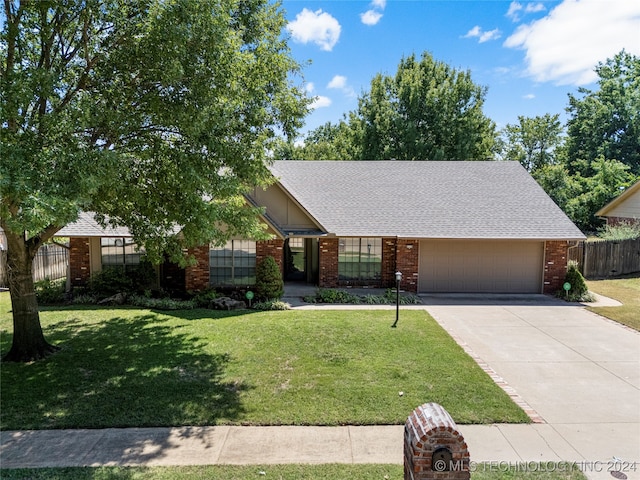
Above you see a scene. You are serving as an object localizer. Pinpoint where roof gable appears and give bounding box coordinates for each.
[270,161,585,240]
[595,180,640,219]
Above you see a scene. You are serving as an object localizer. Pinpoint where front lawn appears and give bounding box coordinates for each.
[586,275,640,331]
[0,292,529,429]
[0,464,587,480]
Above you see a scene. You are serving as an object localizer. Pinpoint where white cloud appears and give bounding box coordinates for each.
[506,2,523,21]
[360,0,386,26]
[523,93,536,100]
[504,0,640,85]
[361,9,383,26]
[327,75,347,90]
[507,1,546,22]
[464,26,501,43]
[305,83,315,94]
[310,95,332,109]
[327,75,356,97]
[287,8,341,51]
[525,3,546,14]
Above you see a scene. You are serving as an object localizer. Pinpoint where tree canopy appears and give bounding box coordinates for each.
[498,114,563,173]
[0,0,308,361]
[565,51,640,177]
[278,51,496,161]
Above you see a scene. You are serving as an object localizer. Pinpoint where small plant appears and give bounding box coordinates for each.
[253,300,292,311]
[34,278,66,304]
[70,293,100,305]
[598,221,640,240]
[191,289,220,308]
[128,295,196,310]
[560,261,593,302]
[255,256,284,301]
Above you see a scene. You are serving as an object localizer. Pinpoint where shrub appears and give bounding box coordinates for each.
[598,221,640,240]
[191,289,220,308]
[89,259,157,297]
[253,300,292,311]
[255,256,284,301]
[128,295,196,310]
[70,293,100,305]
[35,278,66,304]
[561,261,593,302]
[89,267,134,296]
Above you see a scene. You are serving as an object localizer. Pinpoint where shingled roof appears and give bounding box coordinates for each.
[270,160,585,240]
[56,212,132,237]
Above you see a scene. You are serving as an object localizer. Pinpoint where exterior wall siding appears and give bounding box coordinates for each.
[543,240,569,294]
[69,237,91,287]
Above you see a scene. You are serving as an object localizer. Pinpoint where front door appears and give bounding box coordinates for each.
[284,238,319,284]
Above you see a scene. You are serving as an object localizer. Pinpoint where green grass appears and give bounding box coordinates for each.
[0,464,587,479]
[586,275,640,331]
[0,291,529,429]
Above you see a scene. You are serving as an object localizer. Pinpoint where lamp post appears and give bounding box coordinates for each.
[391,271,402,328]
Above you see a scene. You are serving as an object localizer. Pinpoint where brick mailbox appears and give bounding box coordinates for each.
[404,402,470,480]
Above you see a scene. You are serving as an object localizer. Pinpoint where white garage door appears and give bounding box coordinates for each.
[418,240,544,293]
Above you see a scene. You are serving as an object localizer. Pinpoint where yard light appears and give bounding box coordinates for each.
[391,271,402,328]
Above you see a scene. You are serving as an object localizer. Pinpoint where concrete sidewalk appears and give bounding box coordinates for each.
[2,294,639,480]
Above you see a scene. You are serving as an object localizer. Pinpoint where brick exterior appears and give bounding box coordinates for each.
[396,239,419,293]
[382,238,398,287]
[185,245,210,292]
[69,237,91,287]
[606,216,640,226]
[256,239,284,274]
[543,240,569,294]
[404,403,470,480]
[319,237,339,288]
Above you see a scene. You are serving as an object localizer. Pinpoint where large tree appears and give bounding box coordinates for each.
[565,51,640,176]
[499,114,563,173]
[283,51,496,161]
[355,52,496,160]
[0,0,308,361]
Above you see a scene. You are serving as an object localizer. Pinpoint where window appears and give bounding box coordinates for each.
[210,240,256,286]
[338,238,382,282]
[101,238,143,269]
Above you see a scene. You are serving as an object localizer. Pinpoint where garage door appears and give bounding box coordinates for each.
[418,240,544,293]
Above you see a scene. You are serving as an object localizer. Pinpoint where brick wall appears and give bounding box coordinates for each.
[404,403,470,480]
[256,239,284,274]
[543,241,568,294]
[382,238,397,288]
[396,239,419,293]
[185,245,210,292]
[319,237,339,288]
[69,237,91,287]
[606,216,640,226]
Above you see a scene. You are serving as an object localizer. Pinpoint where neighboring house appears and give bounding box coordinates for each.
[56,161,585,295]
[595,180,640,226]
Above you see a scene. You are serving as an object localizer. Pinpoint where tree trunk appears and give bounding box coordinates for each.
[2,231,59,362]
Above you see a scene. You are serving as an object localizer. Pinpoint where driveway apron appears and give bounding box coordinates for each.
[424,298,640,470]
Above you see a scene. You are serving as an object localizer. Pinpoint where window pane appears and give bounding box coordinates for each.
[338,238,382,282]
[209,240,256,286]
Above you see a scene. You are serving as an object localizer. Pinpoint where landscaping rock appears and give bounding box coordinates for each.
[97,292,127,305]
[211,297,246,310]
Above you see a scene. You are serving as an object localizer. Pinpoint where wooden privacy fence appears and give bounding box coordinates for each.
[0,243,69,288]
[568,238,640,279]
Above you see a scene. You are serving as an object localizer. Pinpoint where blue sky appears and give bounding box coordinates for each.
[281,0,640,137]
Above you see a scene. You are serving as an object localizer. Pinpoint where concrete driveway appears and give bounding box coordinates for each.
[423,295,640,478]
